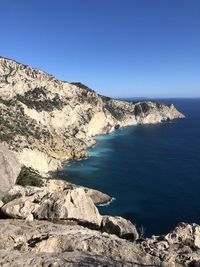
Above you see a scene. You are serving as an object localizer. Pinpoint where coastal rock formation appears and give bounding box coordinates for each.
[1,185,102,227]
[83,187,112,205]
[0,143,21,197]
[102,215,139,240]
[165,222,200,249]
[42,178,112,205]
[7,177,111,206]
[139,223,200,266]
[0,219,199,266]
[0,57,184,174]
[1,182,138,236]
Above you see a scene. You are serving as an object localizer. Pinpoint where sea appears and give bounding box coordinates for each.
[58,98,200,237]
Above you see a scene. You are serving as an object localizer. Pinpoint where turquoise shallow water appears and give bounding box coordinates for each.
[58,99,200,237]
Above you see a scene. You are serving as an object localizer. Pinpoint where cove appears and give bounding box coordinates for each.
[58,99,200,237]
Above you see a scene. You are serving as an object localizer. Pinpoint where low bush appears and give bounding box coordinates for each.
[17,166,44,187]
[2,192,22,204]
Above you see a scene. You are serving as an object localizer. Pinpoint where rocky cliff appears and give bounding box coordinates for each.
[0,57,184,174]
[1,57,199,267]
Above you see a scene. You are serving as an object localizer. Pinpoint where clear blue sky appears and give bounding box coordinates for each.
[0,0,200,98]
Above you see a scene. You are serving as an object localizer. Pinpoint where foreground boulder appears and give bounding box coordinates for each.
[0,143,21,198]
[102,216,139,240]
[1,186,102,227]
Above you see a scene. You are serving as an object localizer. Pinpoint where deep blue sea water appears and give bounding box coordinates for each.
[59,99,200,237]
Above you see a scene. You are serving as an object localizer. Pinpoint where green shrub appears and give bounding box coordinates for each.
[17,166,44,187]
[70,82,95,92]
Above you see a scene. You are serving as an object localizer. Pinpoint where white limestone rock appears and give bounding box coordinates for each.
[165,222,200,249]
[0,143,21,197]
[42,178,112,205]
[1,187,102,227]
[0,219,199,266]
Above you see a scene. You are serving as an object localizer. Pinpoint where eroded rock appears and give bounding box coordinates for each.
[165,222,200,249]
[84,188,111,205]
[1,186,102,227]
[139,222,200,266]
[43,178,111,205]
[0,219,158,266]
[102,215,139,240]
[0,143,21,198]
[0,219,199,266]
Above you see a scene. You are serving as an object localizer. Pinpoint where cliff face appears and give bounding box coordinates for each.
[0,57,184,173]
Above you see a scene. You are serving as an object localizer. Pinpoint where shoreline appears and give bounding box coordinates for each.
[55,116,194,237]
[97,196,116,207]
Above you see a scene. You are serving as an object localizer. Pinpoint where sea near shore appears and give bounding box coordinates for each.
[59,98,200,237]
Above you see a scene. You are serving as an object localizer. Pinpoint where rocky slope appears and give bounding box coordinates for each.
[0,180,200,267]
[0,57,184,174]
[1,57,193,266]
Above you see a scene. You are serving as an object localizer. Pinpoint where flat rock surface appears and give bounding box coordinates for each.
[0,219,157,267]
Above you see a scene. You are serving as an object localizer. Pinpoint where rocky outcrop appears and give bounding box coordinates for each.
[1,182,138,236]
[0,219,199,266]
[0,57,185,174]
[0,143,21,198]
[0,219,156,267]
[102,215,139,240]
[83,187,112,205]
[139,222,200,266]
[42,178,112,205]
[1,185,102,227]
[2,176,112,205]
[165,222,200,249]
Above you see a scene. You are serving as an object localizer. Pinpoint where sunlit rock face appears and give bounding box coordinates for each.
[1,186,102,227]
[0,57,184,173]
[0,143,21,198]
